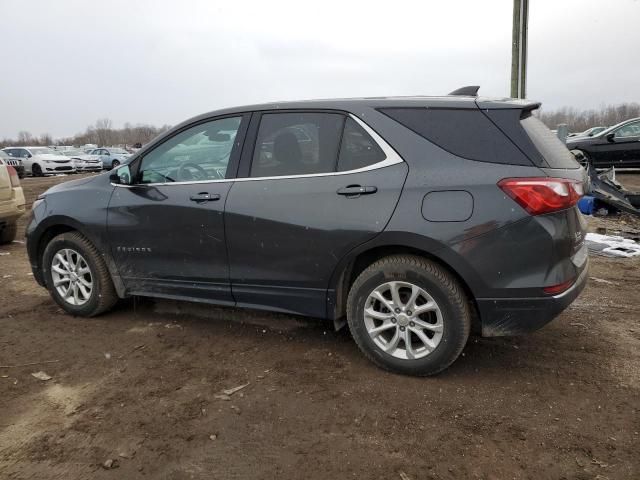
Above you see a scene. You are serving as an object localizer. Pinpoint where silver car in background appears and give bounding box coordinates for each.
[60,148,103,172]
[89,147,131,170]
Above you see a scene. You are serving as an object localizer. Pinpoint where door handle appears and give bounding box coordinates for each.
[337,185,378,196]
[189,192,221,202]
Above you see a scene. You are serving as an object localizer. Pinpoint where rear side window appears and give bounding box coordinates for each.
[379,107,532,166]
[337,117,386,171]
[520,114,579,169]
[250,113,344,177]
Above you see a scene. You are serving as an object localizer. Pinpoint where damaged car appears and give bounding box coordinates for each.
[26,88,589,376]
[568,117,640,168]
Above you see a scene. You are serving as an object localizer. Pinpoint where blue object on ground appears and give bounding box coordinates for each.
[578,195,595,215]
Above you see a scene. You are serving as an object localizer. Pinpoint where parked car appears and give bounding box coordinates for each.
[0,150,25,178]
[568,126,606,138]
[60,148,103,172]
[26,89,588,376]
[89,147,131,169]
[567,117,640,168]
[2,147,75,176]
[0,157,25,244]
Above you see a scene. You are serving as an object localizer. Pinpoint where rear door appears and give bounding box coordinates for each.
[107,114,249,303]
[224,111,408,318]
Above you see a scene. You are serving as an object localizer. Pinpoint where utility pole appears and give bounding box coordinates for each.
[510,0,529,99]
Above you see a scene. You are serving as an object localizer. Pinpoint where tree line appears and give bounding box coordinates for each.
[2,103,638,148]
[0,118,171,149]
[537,102,640,133]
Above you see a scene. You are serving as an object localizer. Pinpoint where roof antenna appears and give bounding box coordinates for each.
[448,86,480,96]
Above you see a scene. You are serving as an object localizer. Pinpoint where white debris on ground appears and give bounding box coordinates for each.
[585,233,640,258]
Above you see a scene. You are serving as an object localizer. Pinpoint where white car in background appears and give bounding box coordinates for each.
[2,147,75,176]
[59,148,103,172]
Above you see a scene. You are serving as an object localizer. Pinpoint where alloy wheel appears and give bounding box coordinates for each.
[51,248,93,306]
[364,281,444,360]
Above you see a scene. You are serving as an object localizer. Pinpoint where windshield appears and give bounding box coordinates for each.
[597,119,640,137]
[30,147,57,155]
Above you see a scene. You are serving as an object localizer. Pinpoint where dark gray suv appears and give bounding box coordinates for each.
[26,88,589,375]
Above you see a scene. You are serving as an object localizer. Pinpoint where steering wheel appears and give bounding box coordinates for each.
[177,162,208,181]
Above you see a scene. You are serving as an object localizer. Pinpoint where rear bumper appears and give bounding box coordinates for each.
[477,259,589,336]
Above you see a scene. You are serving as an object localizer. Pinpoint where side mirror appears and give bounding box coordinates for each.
[110,165,132,185]
[606,132,615,142]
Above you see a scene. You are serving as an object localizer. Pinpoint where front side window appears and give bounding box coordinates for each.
[337,117,386,171]
[138,116,242,184]
[250,112,343,177]
[614,121,640,138]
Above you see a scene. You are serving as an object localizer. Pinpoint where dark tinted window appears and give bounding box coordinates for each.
[379,107,532,166]
[250,112,344,177]
[337,117,386,171]
[520,114,578,169]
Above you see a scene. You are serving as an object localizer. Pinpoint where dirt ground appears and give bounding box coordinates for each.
[1,173,639,480]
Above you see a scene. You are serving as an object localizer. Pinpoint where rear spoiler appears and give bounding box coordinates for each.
[448,86,541,113]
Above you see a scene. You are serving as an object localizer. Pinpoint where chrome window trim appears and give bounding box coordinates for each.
[113,114,403,188]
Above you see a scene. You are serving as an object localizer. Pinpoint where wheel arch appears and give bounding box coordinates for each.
[30,217,126,298]
[327,232,483,333]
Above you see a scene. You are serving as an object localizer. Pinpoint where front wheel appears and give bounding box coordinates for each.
[347,255,471,376]
[42,232,118,316]
[111,160,120,169]
[31,163,43,177]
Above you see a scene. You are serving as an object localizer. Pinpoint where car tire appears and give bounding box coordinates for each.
[111,160,120,169]
[42,232,118,317]
[32,163,43,177]
[0,222,17,244]
[346,255,471,376]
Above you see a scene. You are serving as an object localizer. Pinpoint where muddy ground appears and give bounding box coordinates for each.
[1,173,639,480]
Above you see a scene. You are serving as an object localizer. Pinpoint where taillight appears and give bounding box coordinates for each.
[7,165,20,188]
[543,278,575,295]
[498,177,583,215]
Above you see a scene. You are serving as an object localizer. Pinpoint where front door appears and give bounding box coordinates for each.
[225,112,408,318]
[106,115,248,303]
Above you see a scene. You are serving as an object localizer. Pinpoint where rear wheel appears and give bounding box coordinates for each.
[0,223,17,244]
[32,163,43,177]
[43,232,118,316]
[346,255,471,376]
[111,159,120,169]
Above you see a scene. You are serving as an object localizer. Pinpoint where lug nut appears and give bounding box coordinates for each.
[406,310,412,316]
[409,321,415,327]
[400,326,405,331]
[391,318,397,324]
[395,308,401,314]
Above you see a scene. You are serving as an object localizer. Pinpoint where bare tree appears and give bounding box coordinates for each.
[94,118,113,146]
[538,102,640,132]
[17,131,33,144]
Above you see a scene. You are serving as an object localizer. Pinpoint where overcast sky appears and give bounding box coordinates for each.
[1,0,638,138]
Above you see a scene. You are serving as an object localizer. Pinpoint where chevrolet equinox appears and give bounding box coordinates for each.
[26,87,589,375]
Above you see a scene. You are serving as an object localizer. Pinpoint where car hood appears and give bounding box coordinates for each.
[36,154,72,161]
[43,171,109,196]
[566,136,600,148]
[71,154,101,161]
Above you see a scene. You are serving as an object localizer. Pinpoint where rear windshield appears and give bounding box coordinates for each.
[521,114,579,169]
